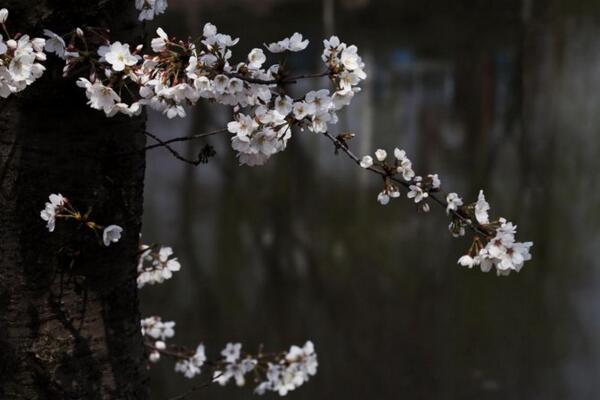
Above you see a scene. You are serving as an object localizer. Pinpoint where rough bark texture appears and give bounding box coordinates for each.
[0,1,148,399]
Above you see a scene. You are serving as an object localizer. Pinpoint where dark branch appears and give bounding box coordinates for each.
[321,131,490,237]
[144,128,228,151]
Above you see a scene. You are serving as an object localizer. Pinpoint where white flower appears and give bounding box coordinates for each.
[43,30,66,58]
[377,191,390,205]
[40,193,67,232]
[227,114,258,140]
[102,225,123,246]
[221,342,242,363]
[9,54,35,81]
[212,74,229,93]
[375,149,387,162]
[274,95,293,117]
[203,23,217,38]
[266,32,308,53]
[79,79,121,114]
[446,192,463,214]
[141,317,175,340]
[137,245,182,288]
[428,173,441,189]
[151,28,168,52]
[457,255,475,268]
[255,341,318,396]
[310,111,331,133]
[340,45,361,70]
[287,32,309,51]
[247,48,266,69]
[407,184,428,203]
[475,190,490,225]
[360,155,373,168]
[0,9,7,24]
[98,42,138,71]
[305,89,331,111]
[149,351,160,363]
[292,101,315,120]
[135,0,168,21]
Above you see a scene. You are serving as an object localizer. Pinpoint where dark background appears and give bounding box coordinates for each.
[141,0,600,398]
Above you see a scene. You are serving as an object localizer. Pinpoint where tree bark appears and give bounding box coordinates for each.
[0,1,148,399]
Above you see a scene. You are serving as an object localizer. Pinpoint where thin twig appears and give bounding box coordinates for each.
[144,128,228,151]
[321,131,490,237]
[143,131,208,166]
[224,71,330,86]
[166,372,223,400]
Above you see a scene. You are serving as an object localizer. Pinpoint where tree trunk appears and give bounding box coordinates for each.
[0,1,148,399]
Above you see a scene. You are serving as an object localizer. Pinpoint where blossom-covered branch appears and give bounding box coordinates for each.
[4,2,532,277]
[138,246,317,397]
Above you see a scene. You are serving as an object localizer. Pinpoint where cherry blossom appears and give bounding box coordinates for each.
[266,32,309,53]
[102,225,123,246]
[137,245,182,288]
[98,42,139,71]
[135,0,168,21]
[43,30,66,58]
[40,193,67,232]
[0,18,46,98]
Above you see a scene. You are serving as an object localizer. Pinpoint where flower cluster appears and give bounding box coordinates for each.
[40,193,123,247]
[174,344,207,378]
[0,9,46,98]
[135,0,168,21]
[142,320,318,397]
[356,146,534,274]
[266,32,308,53]
[254,341,318,396]
[213,342,258,386]
[359,147,437,209]
[32,22,366,166]
[137,244,182,288]
[456,191,533,276]
[40,193,68,232]
[141,316,176,363]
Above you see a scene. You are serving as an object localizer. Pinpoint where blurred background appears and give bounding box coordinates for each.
[140,0,600,398]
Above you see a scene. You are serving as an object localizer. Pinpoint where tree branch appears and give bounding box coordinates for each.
[320,131,490,238]
[144,128,228,151]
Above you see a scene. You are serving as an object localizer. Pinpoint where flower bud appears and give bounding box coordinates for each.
[0,9,8,24]
[149,351,160,363]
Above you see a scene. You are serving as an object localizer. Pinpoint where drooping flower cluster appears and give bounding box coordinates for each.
[135,0,168,21]
[456,191,533,276]
[356,146,533,274]
[137,244,181,288]
[0,9,46,97]
[40,193,123,246]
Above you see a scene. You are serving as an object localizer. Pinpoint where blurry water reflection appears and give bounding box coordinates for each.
[141,1,600,398]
